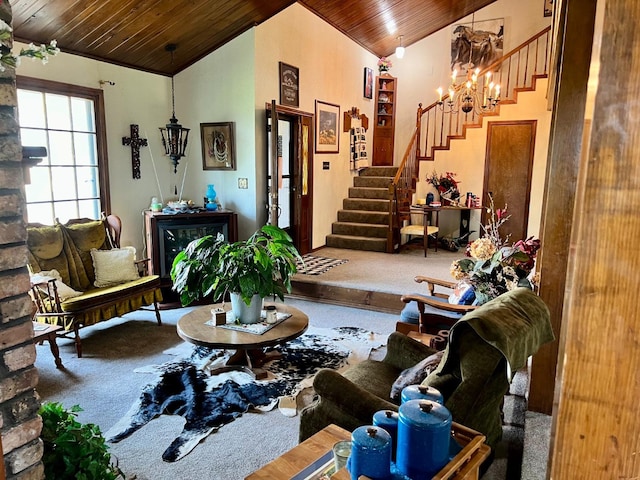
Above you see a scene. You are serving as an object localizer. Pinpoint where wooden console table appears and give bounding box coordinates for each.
[411,205,481,241]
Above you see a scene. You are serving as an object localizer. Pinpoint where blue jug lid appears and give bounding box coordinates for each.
[401,384,443,404]
[399,399,452,430]
[373,409,398,423]
[351,425,392,451]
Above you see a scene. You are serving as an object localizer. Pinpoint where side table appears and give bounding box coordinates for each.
[32,322,63,368]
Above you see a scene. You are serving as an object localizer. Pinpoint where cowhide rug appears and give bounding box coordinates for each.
[105,326,386,462]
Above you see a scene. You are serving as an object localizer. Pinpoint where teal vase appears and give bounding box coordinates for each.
[205,184,217,211]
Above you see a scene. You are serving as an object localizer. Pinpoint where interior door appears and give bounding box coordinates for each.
[483,121,537,242]
[266,106,313,254]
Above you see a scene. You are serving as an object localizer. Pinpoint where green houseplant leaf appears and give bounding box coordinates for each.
[39,402,124,480]
[170,224,302,306]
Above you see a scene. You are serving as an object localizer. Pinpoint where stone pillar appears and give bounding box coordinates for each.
[0,2,45,479]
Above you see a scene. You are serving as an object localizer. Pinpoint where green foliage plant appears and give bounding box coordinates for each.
[39,402,124,480]
[170,224,302,307]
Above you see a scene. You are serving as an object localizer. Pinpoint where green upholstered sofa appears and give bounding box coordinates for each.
[299,288,553,453]
[27,216,162,357]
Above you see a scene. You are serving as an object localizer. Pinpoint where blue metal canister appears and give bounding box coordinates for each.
[400,384,443,405]
[348,425,392,480]
[396,399,452,479]
[372,410,398,461]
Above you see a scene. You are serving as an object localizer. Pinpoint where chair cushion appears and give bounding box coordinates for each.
[30,269,82,300]
[400,294,464,324]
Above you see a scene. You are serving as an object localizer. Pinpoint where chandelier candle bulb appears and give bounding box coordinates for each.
[437,87,443,102]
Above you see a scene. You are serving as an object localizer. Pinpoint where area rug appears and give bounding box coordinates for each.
[104,326,386,462]
[296,254,349,275]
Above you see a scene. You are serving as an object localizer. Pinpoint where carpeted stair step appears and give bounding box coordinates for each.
[348,186,389,200]
[344,198,389,212]
[331,221,388,238]
[325,234,387,252]
[359,166,398,177]
[353,176,393,188]
[337,210,389,225]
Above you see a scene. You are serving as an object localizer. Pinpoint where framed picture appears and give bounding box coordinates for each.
[279,62,299,107]
[201,122,236,170]
[544,0,553,17]
[315,100,340,154]
[451,18,504,74]
[363,67,373,99]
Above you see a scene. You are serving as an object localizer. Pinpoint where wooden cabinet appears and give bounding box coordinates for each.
[372,75,397,166]
[144,210,238,304]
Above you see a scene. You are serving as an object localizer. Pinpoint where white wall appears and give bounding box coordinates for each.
[254,3,379,248]
[16,42,171,254]
[175,31,258,239]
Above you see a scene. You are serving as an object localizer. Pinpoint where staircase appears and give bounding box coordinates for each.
[390,26,552,234]
[325,166,398,252]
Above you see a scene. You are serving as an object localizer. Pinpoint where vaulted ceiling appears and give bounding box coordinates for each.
[9,0,497,76]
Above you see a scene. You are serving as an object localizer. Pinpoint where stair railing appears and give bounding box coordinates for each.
[387,129,418,252]
[386,27,551,252]
[417,26,551,163]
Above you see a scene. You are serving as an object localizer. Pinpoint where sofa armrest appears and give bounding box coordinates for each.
[313,369,399,422]
[382,331,437,371]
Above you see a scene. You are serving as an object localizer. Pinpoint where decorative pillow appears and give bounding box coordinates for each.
[448,280,476,305]
[91,247,139,288]
[390,350,445,401]
[30,269,83,300]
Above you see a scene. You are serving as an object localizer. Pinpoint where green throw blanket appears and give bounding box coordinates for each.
[442,288,554,377]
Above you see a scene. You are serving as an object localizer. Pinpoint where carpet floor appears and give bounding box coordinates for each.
[33,245,550,479]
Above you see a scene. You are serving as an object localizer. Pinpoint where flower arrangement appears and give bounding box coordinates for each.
[0,20,60,72]
[426,170,461,201]
[449,194,541,305]
[377,57,392,73]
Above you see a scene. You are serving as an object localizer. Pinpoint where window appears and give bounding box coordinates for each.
[16,77,110,224]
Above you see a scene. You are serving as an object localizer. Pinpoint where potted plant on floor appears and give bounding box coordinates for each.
[170,224,302,323]
[39,402,125,480]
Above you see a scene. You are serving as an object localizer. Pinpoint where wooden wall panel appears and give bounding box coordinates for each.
[548,0,640,477]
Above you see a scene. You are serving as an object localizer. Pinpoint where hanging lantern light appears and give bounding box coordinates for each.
[159,43,190,173]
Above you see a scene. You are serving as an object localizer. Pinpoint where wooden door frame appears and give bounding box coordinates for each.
[482,120,537,238]
[265,103,314,254]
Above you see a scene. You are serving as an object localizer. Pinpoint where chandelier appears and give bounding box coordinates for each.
[159,43,190,173]
[436,12,500,115]
[437,68,500,115]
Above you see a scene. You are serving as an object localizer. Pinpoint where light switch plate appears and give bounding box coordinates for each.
[238,178,248,189]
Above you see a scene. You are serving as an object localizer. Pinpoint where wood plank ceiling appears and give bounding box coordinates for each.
[9,0,497,76]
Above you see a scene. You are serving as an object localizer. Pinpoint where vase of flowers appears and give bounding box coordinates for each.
[449,194,541,305]
[426,170,461,205]
[377,57,392,74]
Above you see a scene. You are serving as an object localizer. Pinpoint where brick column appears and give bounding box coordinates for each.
[0,2,45,479]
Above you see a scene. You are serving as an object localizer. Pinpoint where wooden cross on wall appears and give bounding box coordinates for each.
[122,124,148,179]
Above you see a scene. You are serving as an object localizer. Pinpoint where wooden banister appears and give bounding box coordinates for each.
[387,27,552,251]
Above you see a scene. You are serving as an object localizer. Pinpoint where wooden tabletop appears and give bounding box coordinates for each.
[177,302,309,350]
[245,424,350,480]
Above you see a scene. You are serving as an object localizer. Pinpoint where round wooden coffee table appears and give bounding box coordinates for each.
[177,302,308,378]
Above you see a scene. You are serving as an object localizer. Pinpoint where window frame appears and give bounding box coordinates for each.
[16,76,111,219]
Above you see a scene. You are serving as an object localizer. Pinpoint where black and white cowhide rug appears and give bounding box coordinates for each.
[105,326,386,462]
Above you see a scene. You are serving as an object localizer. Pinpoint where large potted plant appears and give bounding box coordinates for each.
[170,224,302,323]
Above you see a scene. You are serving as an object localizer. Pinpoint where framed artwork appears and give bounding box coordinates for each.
[315,100,340,154]
[451,18,504,74]
[544,0,553,17]
[279,62,299,107]
[363,67,373,99]
[201,122,236,170]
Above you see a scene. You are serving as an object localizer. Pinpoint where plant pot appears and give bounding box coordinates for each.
[230,293,263,324]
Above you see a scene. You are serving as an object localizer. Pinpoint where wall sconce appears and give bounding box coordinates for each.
[159,43,190,173]
[395,35,405,59]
